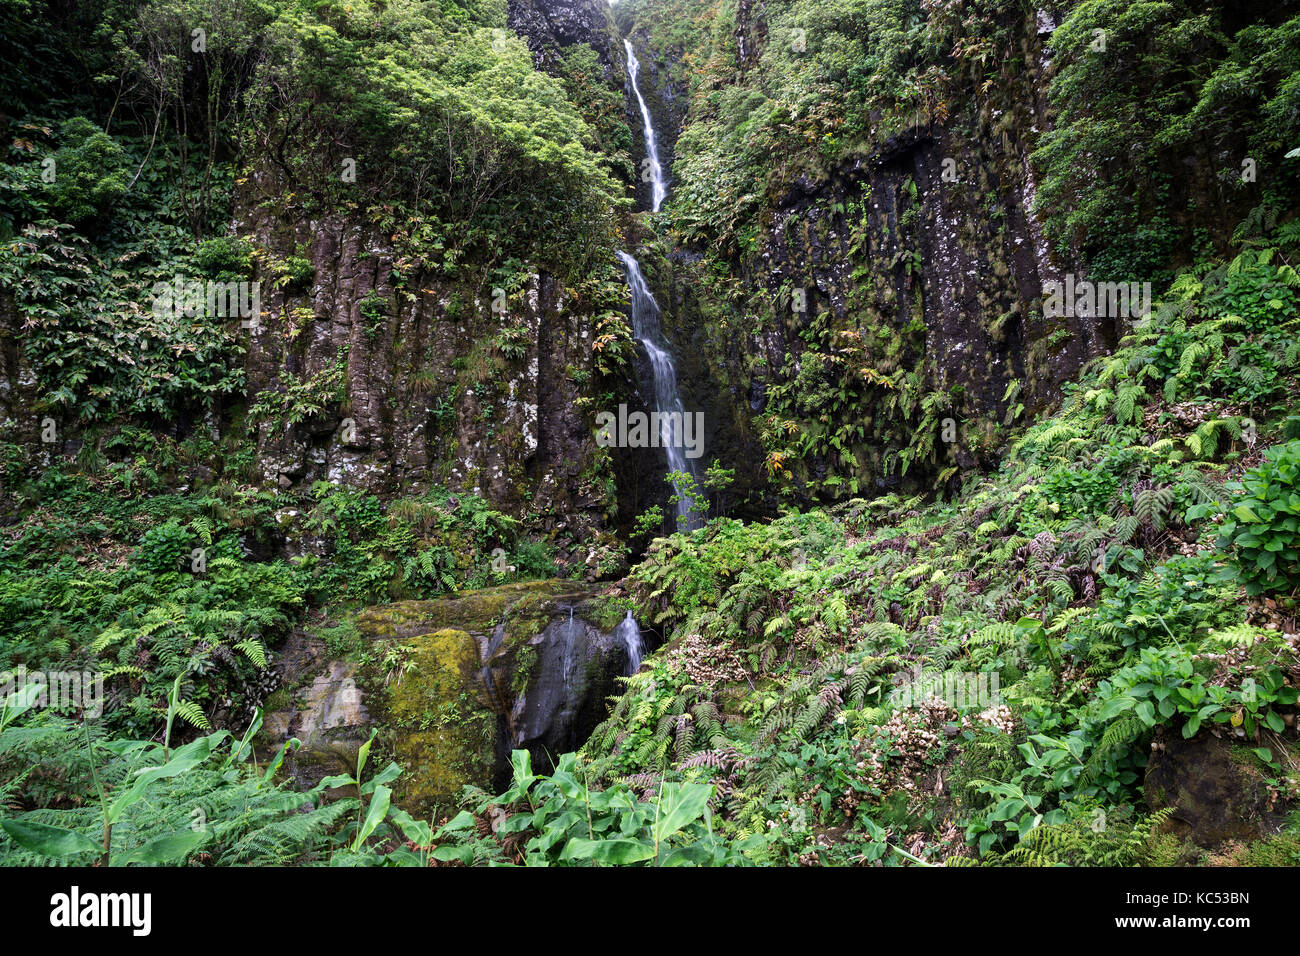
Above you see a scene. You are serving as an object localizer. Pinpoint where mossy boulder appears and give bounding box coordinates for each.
[262,580,648,815]
[383,628,497,814]
[352,579,564,641]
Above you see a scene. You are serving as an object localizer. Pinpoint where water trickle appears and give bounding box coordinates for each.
[625,38,667,212]
[479,619,508,710]
[616,251,701,530]
[615,610,644,675]
[562,607,577,686]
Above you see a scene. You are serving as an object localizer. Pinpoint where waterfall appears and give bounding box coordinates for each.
[562,607,576,686]
[624,38,667,212]
[615,610,644,675]
[479,619,509,711]
[616,251,701,530]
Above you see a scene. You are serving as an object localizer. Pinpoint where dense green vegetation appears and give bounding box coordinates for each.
[2,0,1299,868]
[570,230,1300,865]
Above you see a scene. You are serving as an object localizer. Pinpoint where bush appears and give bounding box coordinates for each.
[1217,441,1300,594]
[511,539,557,579]
[194,236,254,280]
[430,751,760,866]
[46,117,129,223]
[281,254,315,290]
[1036,464,1119,518]
[134,519,193,577]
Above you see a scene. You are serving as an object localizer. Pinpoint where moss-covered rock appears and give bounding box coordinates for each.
[383,628,497,814]
[263,579,644,814]
[353,579,589,641]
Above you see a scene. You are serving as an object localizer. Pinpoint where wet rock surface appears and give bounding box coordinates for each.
[508,0,616,72]
[1145,731,1287,846]
[236,178,610,540]
[258,630,372,794]
[633,5,1114,510]
[259,580,644,814]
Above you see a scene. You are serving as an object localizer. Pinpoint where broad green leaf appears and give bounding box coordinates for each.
[435,810,476,835]
[351,784,392,851]
[361,761,402,795]
[0,819,99,859]
[652,783,712,844]
[559,837,656,864]
[356,729,377,780]
[109,731,229,823]
[431,844,475,864]
[114,829,206,865]
[658,844,713,866]
[390,808,433,847]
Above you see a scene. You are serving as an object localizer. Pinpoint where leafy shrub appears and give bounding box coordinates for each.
[0,222,247,420]
[134,519,193,577]
[1036,465,1119,518]
[1211,339,1282,407]
[431,751,760,866]
[1084,553,1240,653]
[46,117,129,223]
[1216,441,1300,594]
[302,485,523,605]
[0,700,400,866]
[1218,263,1299,332]
[279,255,315,291]
[194,236,255,280]
[510,539,557,579]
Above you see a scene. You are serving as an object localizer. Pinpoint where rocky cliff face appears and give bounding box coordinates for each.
[226,1,634,543]
[615,15,691,216]
[627,3,1113,507]
[235,167,614,545]
[509,0,617,72]
[0,0,1131,530]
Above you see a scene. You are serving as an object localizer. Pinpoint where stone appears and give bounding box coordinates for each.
[258,580,647,815]
[1144,730,1287,846]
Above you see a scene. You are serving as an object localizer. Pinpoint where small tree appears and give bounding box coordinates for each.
[702,458,735,517]
[666,470,708,529]
[632,504,664,542]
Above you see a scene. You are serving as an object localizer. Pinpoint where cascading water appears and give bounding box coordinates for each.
[479,619,508,710]
[624,38,667,212]
[620,36,700,530]
[614,610,644,675]
[552,606,581,735]
[562,607,577,686]
[616,251,701,530]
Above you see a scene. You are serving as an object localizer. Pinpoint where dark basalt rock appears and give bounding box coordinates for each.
[508,0,616,72]
[634,3,1116,513]
[1144,730,1287,846]
[235,167,611,544]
